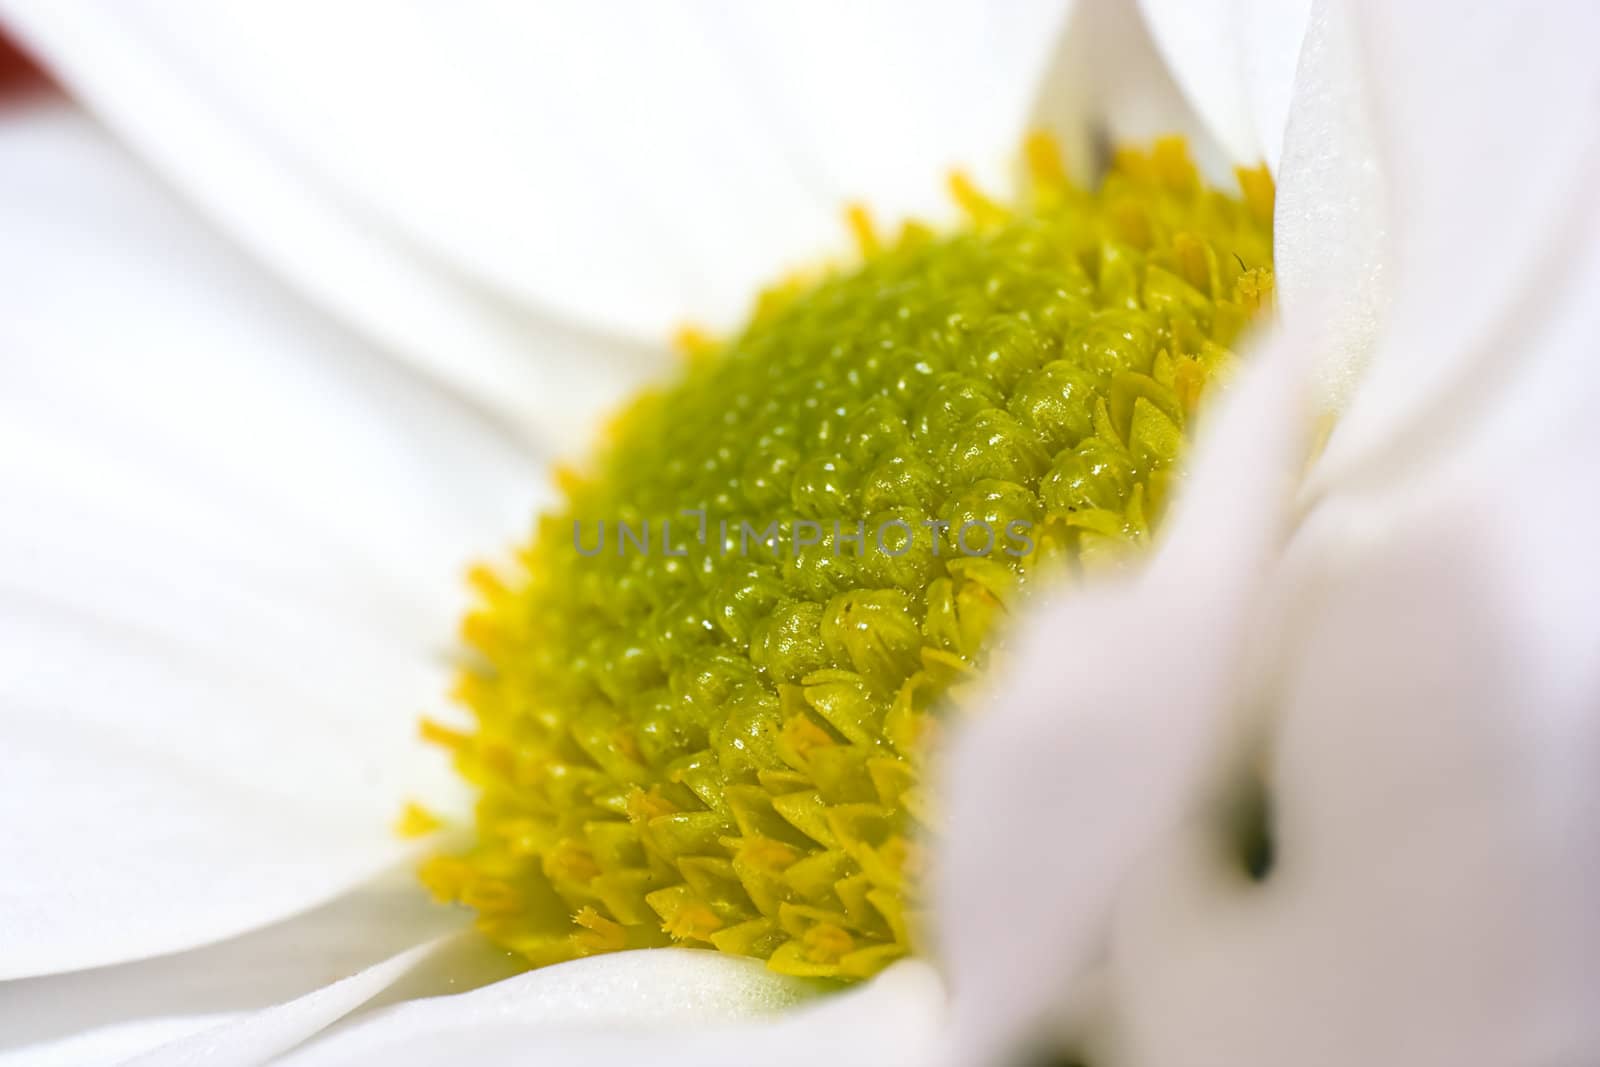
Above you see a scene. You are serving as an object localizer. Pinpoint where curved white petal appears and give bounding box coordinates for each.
[1134,0,1311,168]
[0,1017,218,1067]
[1106,393,1600,1066]
[277,957,940,1067]
[0,101,543,977]
[1304,0,1600,495]
[686,0,1075,227]
[0,2,672,450]
[0,870,472,1065]
[1079,14,1600,1054]
[1237,0,1314,173]
[123,946,857,1067]
[1272,0,1387,411]
[0,0,1072,365]
[1029,0,1235,186]
[122,936,458,1067]
[933,336,1309,1064]
[1134,0,1257,164]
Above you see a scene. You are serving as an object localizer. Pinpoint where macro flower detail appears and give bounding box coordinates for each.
[5,1,1600,1065]
[421,137,1275,980]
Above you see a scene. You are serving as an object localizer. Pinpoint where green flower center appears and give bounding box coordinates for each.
[419,137,1275,980]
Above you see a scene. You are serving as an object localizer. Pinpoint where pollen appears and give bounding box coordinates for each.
[421,136,1275,979]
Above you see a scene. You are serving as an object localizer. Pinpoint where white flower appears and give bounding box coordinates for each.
[0,2,1594,1066]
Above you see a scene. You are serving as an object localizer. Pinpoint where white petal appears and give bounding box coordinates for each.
[1103,109,1600,1059]
[121,936,459,1067]
[1029,0,1236,186]
[1236,0,1314,172]
[0,0,1070,358]
[0,101,541,977]
[0,6,670,450]
[1303,0,1600,494]
[933,335,1309,1063]
[681,0,1074,226]
[1271,0,1388,411]
[278,956,941,1067]
[1106,397,1600,1066]
[0,871,475,1066]
[0,1017,221,1067]
[1134,0,1260,164]
[96,947,862,1066]
[1132,0,1313,169]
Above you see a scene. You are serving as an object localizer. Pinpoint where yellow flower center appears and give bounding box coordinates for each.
[418,136,1275,980]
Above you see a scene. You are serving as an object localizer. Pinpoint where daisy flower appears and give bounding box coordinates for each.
[1,2,1596,1066]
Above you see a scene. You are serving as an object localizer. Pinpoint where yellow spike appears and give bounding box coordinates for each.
[459,611,500,656]
[1236,163,1276,226]
[739,836,801,873]
[1151,135,1199,195]
[1111,197,1153,248]
[545,840,602,884]
[672,324,718,361]
[573,907,628,954]
[626,785,680,822]
[800,922,855,964]
[845,202,880,257]
[1024,130,1067,191]
[781,712,837,760]
[947,170,1006,227]
[895,219,935,249]
[395,801,445,838]
[419,716,472,752]
[461,878,521,915]
[449,669,488,711]
[466,562,506,602]
[1173,232,1214,294]
[1112,143,1154,182]
[553,463,586,497]
[417,854,472,901]
[664,903,723,942]
[751,273,811,324]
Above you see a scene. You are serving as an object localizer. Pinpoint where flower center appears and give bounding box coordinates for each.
[419,136,1275,980]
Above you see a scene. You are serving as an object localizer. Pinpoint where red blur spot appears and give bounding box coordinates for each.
[0,26,53,102]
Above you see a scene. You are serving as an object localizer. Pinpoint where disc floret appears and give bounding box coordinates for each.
[421,137,1275,980]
